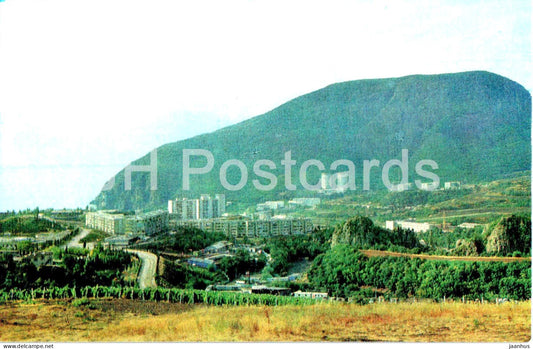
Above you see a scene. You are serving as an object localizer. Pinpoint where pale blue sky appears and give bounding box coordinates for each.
[0,0,531,211]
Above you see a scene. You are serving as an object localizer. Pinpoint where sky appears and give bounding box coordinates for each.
[0,0,531,211]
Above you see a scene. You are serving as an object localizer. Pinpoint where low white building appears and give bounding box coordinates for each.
[386,220,432,233]
[419,182,438,191]
[257,201,285,211]
[288,197,321,208]
[389,183,413,192]
[293,290,328,299]
[458,222,482,229]
[204,241,232,254]
[445,181,461,190]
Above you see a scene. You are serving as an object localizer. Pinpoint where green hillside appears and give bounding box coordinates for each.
[92,71,531,210]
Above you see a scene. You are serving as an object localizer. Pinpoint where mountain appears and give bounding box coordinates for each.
[91,71,531,210]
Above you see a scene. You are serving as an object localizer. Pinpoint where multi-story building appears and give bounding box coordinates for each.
[171,217,313,238]
[87,210,168,235]
[169,198,199,220]
[86,211,126,234]
[134,210,169,235]
[214,194,226,217]
[199,194,213,219]
[168,194,225,220]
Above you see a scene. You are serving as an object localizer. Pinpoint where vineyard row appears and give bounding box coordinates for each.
[0,286,323,306]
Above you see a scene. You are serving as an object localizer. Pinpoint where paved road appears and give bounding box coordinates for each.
[126,249,158,289]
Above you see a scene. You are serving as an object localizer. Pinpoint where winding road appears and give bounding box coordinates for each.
[59,227,157,289]
[126,249,158,289]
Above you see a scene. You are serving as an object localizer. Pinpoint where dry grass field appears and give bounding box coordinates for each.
[0,298,529,342]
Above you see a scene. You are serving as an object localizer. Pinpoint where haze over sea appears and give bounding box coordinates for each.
[0,165,120,212]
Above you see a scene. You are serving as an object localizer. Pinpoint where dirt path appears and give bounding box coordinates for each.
[64,228,92,249]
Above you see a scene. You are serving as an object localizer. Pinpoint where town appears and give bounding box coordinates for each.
[0,172,530,307]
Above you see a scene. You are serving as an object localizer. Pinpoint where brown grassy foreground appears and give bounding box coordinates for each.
[0,299,529,342]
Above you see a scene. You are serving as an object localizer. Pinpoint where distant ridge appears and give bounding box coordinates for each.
[92,71,531,210]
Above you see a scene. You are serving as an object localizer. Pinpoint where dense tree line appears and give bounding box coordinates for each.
[161,249,267,289]
[0,216,63,234]
[62,246,133,287]
[263,228,333,275]
[485,215,531,256]
[380,188,472,209]
[0,246,133,289]
[161,260,226,289]
[418,226,484,252]
[218,249,267,280]
[308,244,530,300]
[142,227,226,253]
[332,216,419,250]
[417,215,531,257]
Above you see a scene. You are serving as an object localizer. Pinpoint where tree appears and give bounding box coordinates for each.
[486,215,531,255]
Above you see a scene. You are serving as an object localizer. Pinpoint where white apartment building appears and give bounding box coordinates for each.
[171,217,313,238]
[86,211,125,234]
[86,210,168,235]
[168,194,226,220]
